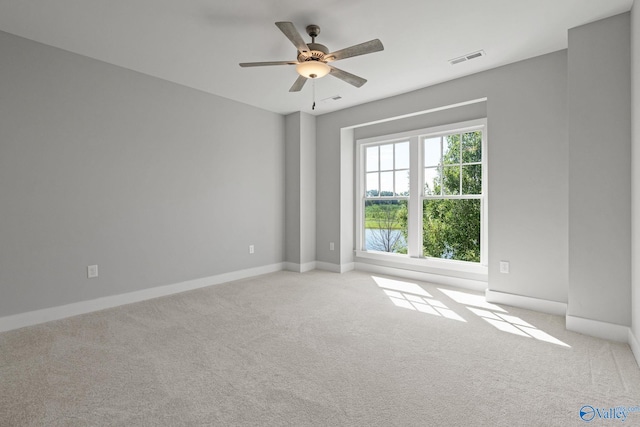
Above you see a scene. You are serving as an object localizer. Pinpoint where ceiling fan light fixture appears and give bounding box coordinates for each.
[240,22,383,92]
[296,61,330,79]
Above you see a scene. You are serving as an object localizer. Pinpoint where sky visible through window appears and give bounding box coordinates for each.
[366,141,410,196]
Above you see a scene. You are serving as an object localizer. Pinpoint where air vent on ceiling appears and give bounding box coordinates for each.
[320,95,342,103]
[449,50,486,65]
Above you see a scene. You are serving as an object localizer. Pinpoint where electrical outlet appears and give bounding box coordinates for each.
[499,261,510,274]
[330,242,335,251]
[249,245,255,254]
[87,265,98,278]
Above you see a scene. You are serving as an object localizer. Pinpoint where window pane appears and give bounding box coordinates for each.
[462,164,482,195]
[366,146,379,171]
[395,141,410,169]
[424,167,440,196]
[395,170,409,196]
[423,199,480,262]
[443,134,460,165]
[380,171,394,195]
[361,124,484,264]
[424,137,441,167]
[364,199,408,253]
[462,131,482,163]
[380,144,394,170]
[442,166,460,195]
[366,172,379,196]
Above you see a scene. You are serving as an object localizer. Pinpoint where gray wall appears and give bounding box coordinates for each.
[2,9,636,337]
[299,113,317,265]
[285,112,316,266]
[353,102,487,141]
[317,50,569,303]
[285,114,302,264]
[0,31,285,317]
[632,2,640,341]
[567,14,631,326]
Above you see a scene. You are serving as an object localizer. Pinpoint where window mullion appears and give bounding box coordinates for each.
[408,136,421,257]
[459,135,463,195]
[439,137,444,196]
[392,143,396,195]
[377,146,381,196]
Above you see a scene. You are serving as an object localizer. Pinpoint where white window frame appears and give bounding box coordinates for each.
[355,119,488,274]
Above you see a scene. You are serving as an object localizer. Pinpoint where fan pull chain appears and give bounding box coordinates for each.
[312,79,316,110]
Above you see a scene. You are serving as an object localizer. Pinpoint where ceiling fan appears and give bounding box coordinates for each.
[239,22,384,92]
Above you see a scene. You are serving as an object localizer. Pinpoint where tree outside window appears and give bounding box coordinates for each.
[360,121,485,264]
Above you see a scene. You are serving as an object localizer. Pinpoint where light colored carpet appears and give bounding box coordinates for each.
[1,270,639,426]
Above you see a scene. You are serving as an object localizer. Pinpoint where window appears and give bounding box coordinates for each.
[356,119,487,268]
[363,141,410,253]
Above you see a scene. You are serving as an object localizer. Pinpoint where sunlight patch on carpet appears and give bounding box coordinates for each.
[464,302,571,347]
[373,277,465,322]
[372,276,432,297]
[438,288,506,312]
[373,277,569,345]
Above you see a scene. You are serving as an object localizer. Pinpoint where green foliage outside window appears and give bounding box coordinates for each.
[398,130,482,262]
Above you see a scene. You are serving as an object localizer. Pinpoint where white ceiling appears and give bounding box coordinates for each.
[0,0,633,115]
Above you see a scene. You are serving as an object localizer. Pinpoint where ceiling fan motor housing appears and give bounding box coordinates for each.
[297,43,329,62]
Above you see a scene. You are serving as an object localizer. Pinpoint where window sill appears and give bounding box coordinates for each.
[354,250,488,277]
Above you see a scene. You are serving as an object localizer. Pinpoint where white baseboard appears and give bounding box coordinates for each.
[629,329,640,368]
[566,315,630,343]
[0,263,284,333]
[485,290,567,316]
[315,261,355,273]
[354,262,487,292]
[284,261,317,273]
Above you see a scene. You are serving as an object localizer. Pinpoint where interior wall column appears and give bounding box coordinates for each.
[285,112,317,272]
[567,13,632,340]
